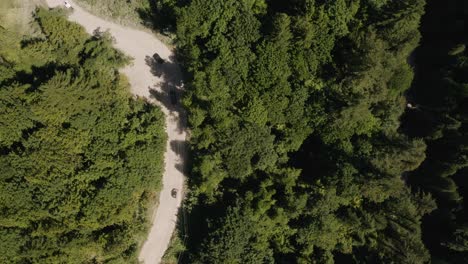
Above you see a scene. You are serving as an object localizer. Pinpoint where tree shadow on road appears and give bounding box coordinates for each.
[170,140,189,175]
[143,44,193,264]
[145,54,187,134]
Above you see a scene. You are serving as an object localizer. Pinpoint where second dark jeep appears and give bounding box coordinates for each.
[152,53,165,64]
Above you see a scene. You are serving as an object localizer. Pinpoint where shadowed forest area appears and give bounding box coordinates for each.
[155,0,467,263]
[0,8,166,263]
[402,0,468,262]
[173,0,432,262]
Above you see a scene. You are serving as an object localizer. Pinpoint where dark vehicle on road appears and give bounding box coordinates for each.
[152,53,165,64]
[171,188,178,198]
[169,90,177,105]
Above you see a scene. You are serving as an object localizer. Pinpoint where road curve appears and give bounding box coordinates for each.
[44,1,186,263]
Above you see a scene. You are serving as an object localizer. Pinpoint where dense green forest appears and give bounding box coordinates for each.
[165,0,466,263]
[1,0,467,263]
[0,9,166,263]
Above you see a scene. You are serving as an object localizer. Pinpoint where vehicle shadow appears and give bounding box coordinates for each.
[145,51,192,263]
[145,54,187,134]
[170,140,189,175]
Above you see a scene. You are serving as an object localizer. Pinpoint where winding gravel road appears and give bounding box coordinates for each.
[44,1,186,263]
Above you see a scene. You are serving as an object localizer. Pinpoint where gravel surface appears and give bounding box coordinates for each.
[44,1,187,263]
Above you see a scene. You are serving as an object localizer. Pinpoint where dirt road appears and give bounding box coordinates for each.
[44,1,186,263]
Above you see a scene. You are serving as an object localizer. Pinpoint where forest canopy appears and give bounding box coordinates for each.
[168,0,463,263]
[0,8,166,263]
[1,0,467,263]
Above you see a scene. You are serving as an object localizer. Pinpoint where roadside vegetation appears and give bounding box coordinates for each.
[73,0,175,45]
[74,0,150,26]
[161,231,186,264]
[0,0,44,34]
[0,8,166,263]
[160,0,466,263]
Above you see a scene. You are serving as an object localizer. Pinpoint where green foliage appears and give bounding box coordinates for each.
[0,9,166,263]
[448,44,466,56]
[193,204,274,264]
[442,225,468,252]
[71,0,176,46]
[161,230,186,264]
[174,0,434,263]
[74,0,150,26]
